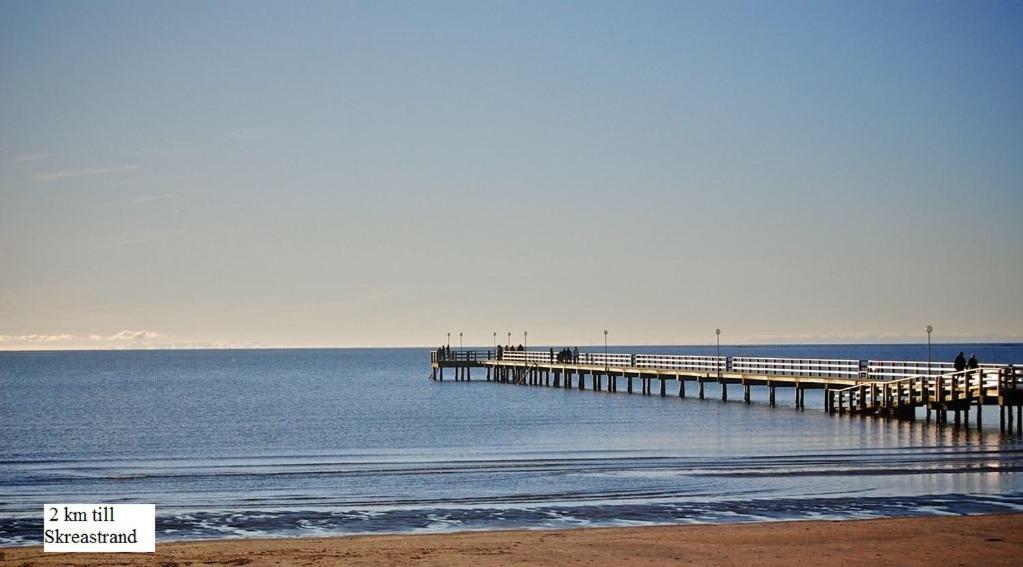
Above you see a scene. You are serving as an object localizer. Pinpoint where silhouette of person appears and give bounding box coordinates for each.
[954,352,967,372]
[573,347,579,363]
[549,347,554,362]
[967,353,979,369]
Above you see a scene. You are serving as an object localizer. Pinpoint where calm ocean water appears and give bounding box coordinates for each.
[2,344,1022,546]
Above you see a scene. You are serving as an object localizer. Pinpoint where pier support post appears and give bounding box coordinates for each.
[925,385,931,422]
[628,376,633,394]
[678,377,685,398]
[660,378,666,397]
[743,383,750,404]
[769,385,776,407]
[699,380,705,400]
[721,382,728,401]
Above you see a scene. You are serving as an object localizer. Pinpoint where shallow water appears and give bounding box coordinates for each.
[1,345,1022,545]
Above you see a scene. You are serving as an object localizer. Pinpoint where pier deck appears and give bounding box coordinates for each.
[431,350,1023,433]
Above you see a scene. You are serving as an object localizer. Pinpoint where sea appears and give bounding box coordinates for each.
[2,344,1022,546]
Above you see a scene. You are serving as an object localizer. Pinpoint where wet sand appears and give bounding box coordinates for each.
[4,514,1021,566]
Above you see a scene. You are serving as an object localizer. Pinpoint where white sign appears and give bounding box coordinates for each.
[43,504,155,553]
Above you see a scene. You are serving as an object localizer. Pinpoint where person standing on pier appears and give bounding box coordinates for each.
[573,347,579,363]
[954,352,967,372]
[549,347,554,362]
[968,354,980,369]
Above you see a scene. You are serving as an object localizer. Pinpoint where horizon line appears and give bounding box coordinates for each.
[2,340,1020,354]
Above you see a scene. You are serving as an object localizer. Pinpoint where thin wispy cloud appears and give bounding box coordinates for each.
[109,330,161,341]
[130,193,177,205]
[11,152,49,163]
[226,128,267,143]
[33,164,139,183]
[134,144,208,157]
[0,334,75,343]
[0,330,161,344]
[0,330,263,351]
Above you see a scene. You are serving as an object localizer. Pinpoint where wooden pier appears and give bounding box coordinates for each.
[431,350,1023,434]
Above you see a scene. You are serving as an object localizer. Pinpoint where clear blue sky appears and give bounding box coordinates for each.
[1,1,1021,349]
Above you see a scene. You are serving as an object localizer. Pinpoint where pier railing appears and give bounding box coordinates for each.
[431,350,493,363]
[866,360,1005,380]
[635,354,726,372]
[436,350,1016,386]
[500,350,567,364]
[578,352,633,366]
[732,357,861,379]
[831,367,1017,413]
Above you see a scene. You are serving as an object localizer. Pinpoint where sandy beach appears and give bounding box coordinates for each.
[4,514,1021,566]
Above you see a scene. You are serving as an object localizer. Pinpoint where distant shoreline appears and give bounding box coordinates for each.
[2,341,1020,354]
[4,514,1021,566]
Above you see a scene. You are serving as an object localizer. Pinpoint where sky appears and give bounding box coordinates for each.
[1,1,1021,350]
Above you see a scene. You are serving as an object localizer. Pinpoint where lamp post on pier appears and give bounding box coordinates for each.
[493,332,497,349]
[507,332,511,348]
[716,328,721,378]
[447,332,450,349]
[459,332,463,350]
[603,330,608,370]
[524,330,527,352]
[926,325,933,376]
